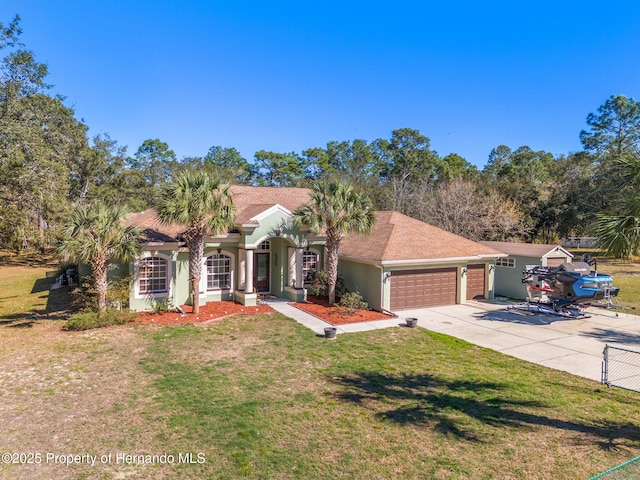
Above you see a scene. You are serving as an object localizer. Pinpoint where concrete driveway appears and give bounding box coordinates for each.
[397,302,640,382]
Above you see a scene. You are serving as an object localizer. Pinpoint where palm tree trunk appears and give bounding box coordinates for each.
[188,235,205,315]
[92,258,109,314]
[326,235,341,305]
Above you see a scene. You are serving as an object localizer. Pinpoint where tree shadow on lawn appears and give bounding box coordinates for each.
[332,372,640,448]
[0,283,72,324]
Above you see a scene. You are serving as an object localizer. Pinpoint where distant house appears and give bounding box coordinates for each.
[119,186,505,312]
[562,237,598,249]
[479,241,573,300]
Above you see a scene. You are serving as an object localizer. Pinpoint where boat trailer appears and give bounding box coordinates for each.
[506,255,622,319]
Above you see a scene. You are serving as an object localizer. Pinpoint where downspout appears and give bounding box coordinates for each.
[377,264,395,316]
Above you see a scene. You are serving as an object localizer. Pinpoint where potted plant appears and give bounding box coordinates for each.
[324,327,337,339]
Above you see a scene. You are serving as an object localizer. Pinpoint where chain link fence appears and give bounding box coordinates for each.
[602,345,640,392]
[593,347,640,479]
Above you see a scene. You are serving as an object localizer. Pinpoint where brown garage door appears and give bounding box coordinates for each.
[390,268,457,310]
[466,264,486,300]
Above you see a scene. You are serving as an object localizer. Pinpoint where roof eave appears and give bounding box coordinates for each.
[140,241,184,250]
[380,255,504,266]
[238,223,260,231]
[477,253,509,259]
[339,253,504,267]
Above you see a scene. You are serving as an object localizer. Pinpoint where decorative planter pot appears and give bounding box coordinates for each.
[405,317,418,328]
[324,327,337,339]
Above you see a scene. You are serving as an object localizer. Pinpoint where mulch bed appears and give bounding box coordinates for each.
[133,296,394,327]
[291,295,395,326]
[134,301,274,325]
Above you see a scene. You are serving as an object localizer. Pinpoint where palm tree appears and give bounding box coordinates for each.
[591,156,640,259]
[592,198,640,259]
[58,203,141,314]
[157,171,234,314]
[293,180,376,305]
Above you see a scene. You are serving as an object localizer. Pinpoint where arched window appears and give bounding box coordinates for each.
[302,250,319,282]
[258,240,270,251]
[138,256,168,294]
[206,254,231,290]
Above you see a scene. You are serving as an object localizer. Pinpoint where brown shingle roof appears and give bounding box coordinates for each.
[479,241,573,259]
[126,186,313,242]
[340,211,504,263]
[125,210,185,243]
[230,185,311,224]
[126,187,505,263]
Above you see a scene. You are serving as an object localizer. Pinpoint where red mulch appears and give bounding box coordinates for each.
[291,295,395,326]
[134,301,274,325]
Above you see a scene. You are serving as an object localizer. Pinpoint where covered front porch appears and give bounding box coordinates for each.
[233,236,324,306]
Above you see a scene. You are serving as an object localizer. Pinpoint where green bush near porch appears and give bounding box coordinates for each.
[62,310,134,331]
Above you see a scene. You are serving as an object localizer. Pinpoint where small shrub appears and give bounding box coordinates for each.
[63,310,134,331]
[108,275,133,310]
[153,297,174,313]
[306,269,347,298]
[70,278,97,312]
[71,274,132,312]
[337,291,369,314]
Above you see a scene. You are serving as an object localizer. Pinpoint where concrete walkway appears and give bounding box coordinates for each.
[266,297,640,382]
[265,298,404,335]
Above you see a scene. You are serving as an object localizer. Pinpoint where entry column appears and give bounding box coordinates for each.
[245,248,254,294]
[295,248,304,289]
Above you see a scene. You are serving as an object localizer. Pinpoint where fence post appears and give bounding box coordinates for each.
[602,345,609,386]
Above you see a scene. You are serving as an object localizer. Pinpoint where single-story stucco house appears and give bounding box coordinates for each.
[479,241,573,300]
[118,185,505,312]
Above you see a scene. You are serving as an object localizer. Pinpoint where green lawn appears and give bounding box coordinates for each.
[1,263,640,479]
[0,261,70,325]
[133,318,640,479]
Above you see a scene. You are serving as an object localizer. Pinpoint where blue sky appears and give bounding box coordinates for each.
[4,1,640,167]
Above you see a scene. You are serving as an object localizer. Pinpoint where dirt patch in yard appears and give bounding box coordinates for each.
[0,320,168,479]
[291,295,395,325]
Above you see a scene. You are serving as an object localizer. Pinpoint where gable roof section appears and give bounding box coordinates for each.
[230,185,311,225]
[339,211,505,265]
[479,241,573,259]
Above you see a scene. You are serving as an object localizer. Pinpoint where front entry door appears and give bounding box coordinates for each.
[254,253,270,293]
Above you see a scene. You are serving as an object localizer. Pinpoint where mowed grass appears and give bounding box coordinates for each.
[135,316,640,480]
[2,262,640,479]
[0,261,70,327]
[595,259,640,311]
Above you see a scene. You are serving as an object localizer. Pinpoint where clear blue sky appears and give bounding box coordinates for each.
[4,1,640,168]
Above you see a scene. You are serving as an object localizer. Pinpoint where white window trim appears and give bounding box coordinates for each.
[134,252,172,299]
[496,257,516,268]
[201,250,235,293]
[302,248,321,284]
